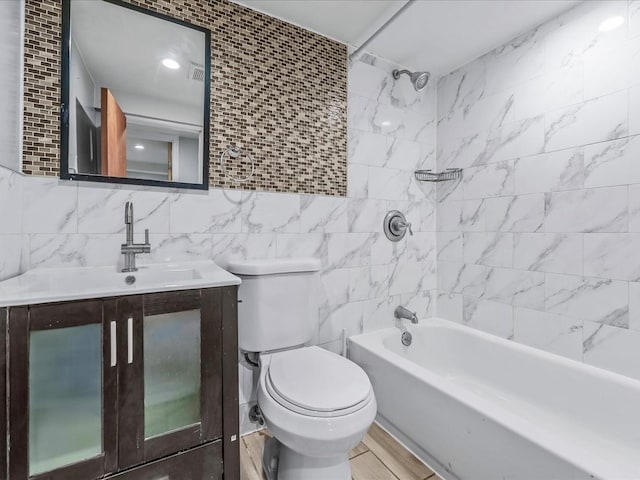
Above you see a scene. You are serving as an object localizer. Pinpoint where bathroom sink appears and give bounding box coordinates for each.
[0,260,241,307]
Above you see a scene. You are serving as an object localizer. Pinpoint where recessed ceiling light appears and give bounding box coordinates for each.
[599,16,624,32]
[162,58,180,70]
[134,144,145,150]
[381,120,392,126]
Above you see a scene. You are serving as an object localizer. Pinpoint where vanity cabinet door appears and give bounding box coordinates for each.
[1,308,7,480]
[8,300,117,480]
[116,288,226,470]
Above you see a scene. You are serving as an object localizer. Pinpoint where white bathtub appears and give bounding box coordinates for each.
[348,317,640,480]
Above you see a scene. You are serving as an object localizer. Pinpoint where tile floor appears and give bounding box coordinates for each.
[240,423,440,480]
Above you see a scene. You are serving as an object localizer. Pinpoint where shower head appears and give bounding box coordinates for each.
[392,69,431,92]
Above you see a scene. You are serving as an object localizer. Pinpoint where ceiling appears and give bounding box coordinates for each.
[231,0,582,75]
[71,0,205,109]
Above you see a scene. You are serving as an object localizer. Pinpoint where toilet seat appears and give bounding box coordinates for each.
[265,346,373,418]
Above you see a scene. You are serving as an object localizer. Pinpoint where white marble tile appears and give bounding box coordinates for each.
[630,86,640,136]
[545,273,629,327]
[401,290,434,320]
[435,290,463,322]
[0,235,23,280]
[583,233,640,281]
[319,268,350,307]
[544,90,628,152]
[348,129,387,167]
[584,135,640,188]
[436,131,488,170]
[23,178,77,234]
[211,233,276,269]
[275,233,327,262]
[28,234,122,269]
[632,35,640,85]
[440,90,515,141]
[319,301,363,344]
[370,233,394,265]
[327,233,373,269]
[348,266,371,302]
[437,261,491,299]
[368,167,410,201]
[241,192,299,234]
[300,195,348,233]
[514,233,583,275]
[394,231,434,267]
[463,296,514,339]
[437,231,463,262]
[484,26,546,95]
[436,201,463,232]
[629,281,640,331]
[480,116,545,164]
[463,161,514,199]
[347,163,369,199]
[513,64,583,120]
[389,261,428,296]
[485,194,544,232]
[347,198,386,232]
[631,0,640,38]
[0,2,21,173]
[545,0,629,71]
[514,307,583,361]
[362,295,399,333]
[463,232,513,268]
[385,138,429,172]
[0,167,22,234]
[437,60,487,126]
[484,268,545,310]
[583,42,634,100]
[348,94,407,136]
[513,147,584,195]
[370,264,391,299]
[583,321,640,381]
[628,184,640,232]
[170,189,241,234]
[402,106,436,144]
[144,234,213,265]
[77,184,171,234]
[348,60,390,102]
[459,199,487,232]
[544,186,628,233]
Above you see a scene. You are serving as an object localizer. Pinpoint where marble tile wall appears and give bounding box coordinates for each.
[435,0,640,381]
[0,53,436,434]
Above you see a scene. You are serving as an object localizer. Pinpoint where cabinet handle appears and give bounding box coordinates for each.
[110,321,117,367]
[127,316,134,364]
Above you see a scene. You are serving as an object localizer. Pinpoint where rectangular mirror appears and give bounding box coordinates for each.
[61,0,210,190]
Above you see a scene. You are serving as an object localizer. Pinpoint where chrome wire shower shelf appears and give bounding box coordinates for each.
[414,168,462,182]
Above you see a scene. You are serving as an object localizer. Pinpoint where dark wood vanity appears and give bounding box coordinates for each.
[0,286,239,480]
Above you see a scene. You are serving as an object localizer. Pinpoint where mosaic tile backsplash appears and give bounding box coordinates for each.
[22,0,347,195]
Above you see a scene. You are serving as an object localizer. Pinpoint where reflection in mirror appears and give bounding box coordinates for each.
[62,0,210,189]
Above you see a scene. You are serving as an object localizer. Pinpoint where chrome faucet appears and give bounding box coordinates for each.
[394,305,418,324]
[121,201,151,272]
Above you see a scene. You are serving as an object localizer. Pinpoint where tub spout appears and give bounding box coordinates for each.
[394,306,418,324]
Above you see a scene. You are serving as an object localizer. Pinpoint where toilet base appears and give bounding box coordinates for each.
[262,438,351,480]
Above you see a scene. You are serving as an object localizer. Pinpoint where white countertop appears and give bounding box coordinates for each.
[0,260,241,307]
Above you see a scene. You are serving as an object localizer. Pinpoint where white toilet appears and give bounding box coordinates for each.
[228,258,377,480]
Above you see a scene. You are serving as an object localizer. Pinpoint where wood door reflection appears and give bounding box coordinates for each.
[101,87,127,177]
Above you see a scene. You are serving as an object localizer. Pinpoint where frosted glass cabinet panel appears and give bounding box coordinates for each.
[144,309,201,438]
[6,286,237,480]
[29,325,103,475]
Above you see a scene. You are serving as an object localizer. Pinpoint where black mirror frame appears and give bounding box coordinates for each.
[60,0,211,191]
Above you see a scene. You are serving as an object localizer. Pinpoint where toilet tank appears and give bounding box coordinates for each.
[227,258,321,353]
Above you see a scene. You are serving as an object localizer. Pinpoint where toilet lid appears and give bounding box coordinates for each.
[267,346,372,415]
